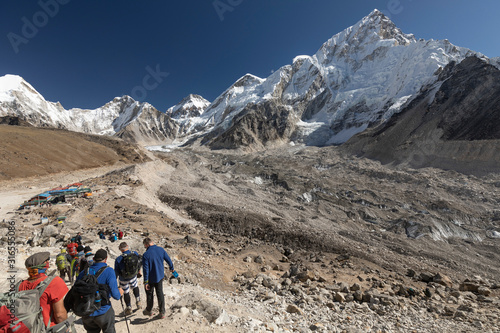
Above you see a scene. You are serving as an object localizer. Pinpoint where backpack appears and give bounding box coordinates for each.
[120,253,141,280]
[0,271,76,333]
[66,244,77,257]
[67,267,109,317]
[56,254,68,270]
[78,256,93,275]
[70,253,85,278]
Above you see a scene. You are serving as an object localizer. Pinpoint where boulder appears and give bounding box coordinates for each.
[339,282,350,293]
[460,281,480,293]
[296,270,315,282]
[419,271,434,283]
[241,271,255,279]
[286,304,303,314]
[254,255,265,264]
[350,283,361,291]
[289,265,300,277]
[353,290,363,302]
[334,292,345,303]
[433,273,453,288]
[42,225,58,238]
[477,286,491,296]
[171,293,223,323]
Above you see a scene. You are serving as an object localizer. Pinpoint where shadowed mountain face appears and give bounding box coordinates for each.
[435,57,500,141]
[343,56,500,176]
[201,100,296,150]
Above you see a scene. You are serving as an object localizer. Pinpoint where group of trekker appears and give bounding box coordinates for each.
[57,236,94,284]
[1,236,176,333]
[97,229,124,243]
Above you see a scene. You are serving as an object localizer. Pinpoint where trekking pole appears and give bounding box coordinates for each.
[120,296,131,333]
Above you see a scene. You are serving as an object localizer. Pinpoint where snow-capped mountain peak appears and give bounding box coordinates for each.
[194,9,481,147]
[361,9,415,45]
[167,94,210,119]
[316,9,416,66]
[0,74,70,127]
[0,74,52,105]
[0,75,173,142]
[0,74,25,98]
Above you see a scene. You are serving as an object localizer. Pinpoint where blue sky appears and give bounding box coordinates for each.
[1,0,499,111]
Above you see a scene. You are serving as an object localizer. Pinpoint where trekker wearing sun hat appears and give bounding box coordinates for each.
[18,252,69,328]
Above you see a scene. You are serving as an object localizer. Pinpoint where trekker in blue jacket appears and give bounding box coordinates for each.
[76,249,123,333]
[142,237,174,319]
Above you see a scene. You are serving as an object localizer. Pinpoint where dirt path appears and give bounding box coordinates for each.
[114,159,198,226]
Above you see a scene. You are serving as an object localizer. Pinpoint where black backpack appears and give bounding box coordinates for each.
[120,253,141,280]
[78,256,93,274]
[66,267,110,317]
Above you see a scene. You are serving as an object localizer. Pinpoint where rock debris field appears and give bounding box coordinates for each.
[0,145,499,332]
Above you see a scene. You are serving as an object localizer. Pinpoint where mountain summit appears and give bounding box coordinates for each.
[194,9,479,148]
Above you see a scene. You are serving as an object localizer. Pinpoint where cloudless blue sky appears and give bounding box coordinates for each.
[1,0,499,111]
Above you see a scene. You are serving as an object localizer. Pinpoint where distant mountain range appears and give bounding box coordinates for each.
[1,9,500,173]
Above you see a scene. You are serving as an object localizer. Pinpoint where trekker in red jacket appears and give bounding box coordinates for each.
[18,252,69,328]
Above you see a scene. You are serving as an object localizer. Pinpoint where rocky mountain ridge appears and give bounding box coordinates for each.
[2,9,497,152]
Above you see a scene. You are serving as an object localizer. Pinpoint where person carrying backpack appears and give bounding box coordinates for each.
[17,252,69,329]
[142,237,175,319]
[78,246,94,274]
[74,232,82,246]
[70,245,85,282]
[56,248,72,282]
[67,242,78,257]
[98,230,105,240]
[114,242,142,315]
[66,249,123,333]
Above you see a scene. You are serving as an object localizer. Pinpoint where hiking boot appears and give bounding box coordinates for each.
[142,309,153,317]
[136,301,142,309]
[125,306,133,316]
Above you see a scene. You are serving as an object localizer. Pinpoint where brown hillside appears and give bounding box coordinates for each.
[0,122,149,180]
